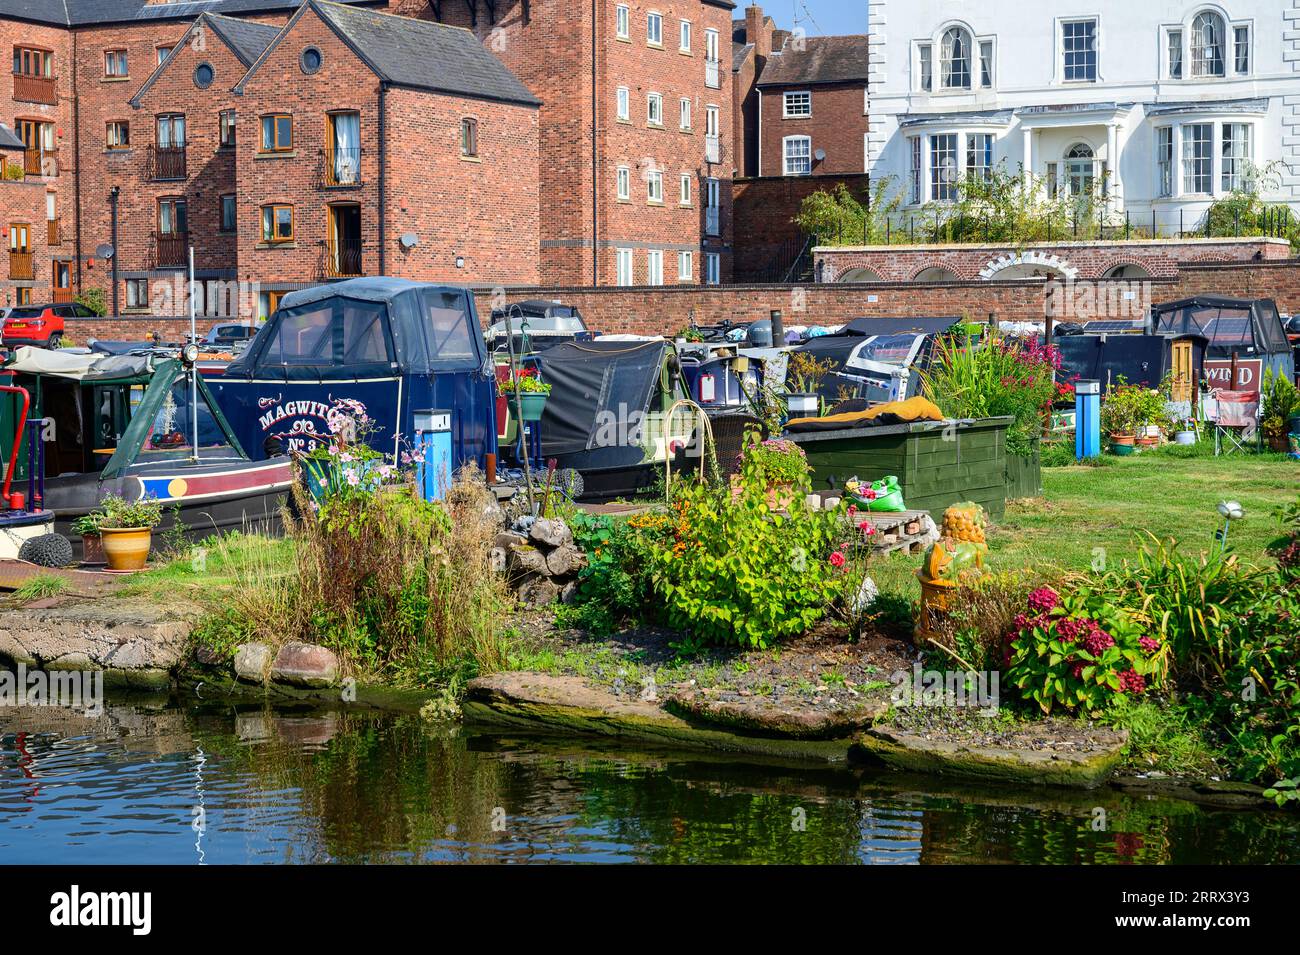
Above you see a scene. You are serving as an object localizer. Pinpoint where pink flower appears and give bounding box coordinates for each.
[857,520,875,536]
[1027,586,1060,613]
[847,503,857,515]
[1118,670,1147,694]
[345,471,361,487]
[1138,636,1161,654]
[828,551,846,568]
[1083,630,1115,656]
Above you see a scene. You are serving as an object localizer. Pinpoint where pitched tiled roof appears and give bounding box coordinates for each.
[757,35,869,87]
[0,0,374,27]
[241,1,538,107]
[128,12,280,106]
[0,122,26,151]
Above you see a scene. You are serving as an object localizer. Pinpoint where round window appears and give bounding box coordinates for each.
[193,62,214,89]
[300,47,322,74]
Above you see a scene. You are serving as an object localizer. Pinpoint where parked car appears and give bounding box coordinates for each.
[201,322,260,347]
[0,302,98,348]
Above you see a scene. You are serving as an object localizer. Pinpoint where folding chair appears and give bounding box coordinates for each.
[1205,388,1260,455]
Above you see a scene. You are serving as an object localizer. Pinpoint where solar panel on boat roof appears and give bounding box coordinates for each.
[1078,321,1143,333]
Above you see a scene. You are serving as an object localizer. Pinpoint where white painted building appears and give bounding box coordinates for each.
[865,1,1300,229]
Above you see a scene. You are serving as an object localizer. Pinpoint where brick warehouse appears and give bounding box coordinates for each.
[0,0,737,315]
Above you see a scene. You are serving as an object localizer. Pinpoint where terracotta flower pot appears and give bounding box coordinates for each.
[1109,432,1135,447]
[81,531,105,566]
[101,526,153,571]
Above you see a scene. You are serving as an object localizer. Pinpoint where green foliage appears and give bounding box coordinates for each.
[735,432,810,486]
[1101,697,1220,778]
[925,570,1038,671]
[645,449,851,649]
[1260,367,1300,445]
[1100,376,1171,435]
[556,512,662,634]
[1263,778,1300,809]
[12,572,70,602]
[1202,162,1300,252]
[920,331,1059,456]
[75,287,107,317]
[93,493,165,530]
[1007,585,1166,715]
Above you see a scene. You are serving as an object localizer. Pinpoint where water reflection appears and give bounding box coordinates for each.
[0,699,1297,865]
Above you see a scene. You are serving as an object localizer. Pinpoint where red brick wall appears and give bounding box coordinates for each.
[733,172,867,280]
[62,259,1300,344]
[817,238,1293,282]
[384,86,540,285]
[388,0,734,287]
[758,82,867,178]
[1,17,74,303]
[0,178,53,306]
[125,21,248,305]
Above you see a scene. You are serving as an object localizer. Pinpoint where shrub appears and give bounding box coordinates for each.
[1006,585,1167,715]
[646,452,849,648]
[75,287,107,317]
[925,570,1039,671]
[94,493,165,530]
[735,432,809,486]
[920,331,1059,457]
[558,511,664,634]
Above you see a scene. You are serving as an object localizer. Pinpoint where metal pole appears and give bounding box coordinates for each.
[109,186,120,316]
[503,304,536,514]
[189,245,198,463]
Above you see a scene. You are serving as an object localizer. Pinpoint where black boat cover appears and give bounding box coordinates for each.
[1148,296,1290,359]
[536,339,670,464]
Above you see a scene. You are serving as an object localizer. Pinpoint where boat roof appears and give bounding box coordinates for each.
[2,346,158,382]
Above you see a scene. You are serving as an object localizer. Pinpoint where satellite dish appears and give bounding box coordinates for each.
[399,233,419,249]
[814,148,827,162]
[95,243,115,260]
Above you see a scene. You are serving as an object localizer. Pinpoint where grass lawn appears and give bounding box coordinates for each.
[870,447,1297,595]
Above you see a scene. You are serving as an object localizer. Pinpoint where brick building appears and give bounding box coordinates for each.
[0,121,56,307]
[392,0,737,286]
[0,0,738,316]
[731,4,868,180]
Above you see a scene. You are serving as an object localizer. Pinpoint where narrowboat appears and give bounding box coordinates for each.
[0,346,293,541]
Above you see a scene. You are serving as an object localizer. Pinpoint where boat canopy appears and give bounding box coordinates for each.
[3,346,157,382]
[1148,296,1291,359]
[224,277,486,381]
[536,339,677,457]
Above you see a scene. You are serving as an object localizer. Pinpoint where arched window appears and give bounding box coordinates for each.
[1065,143,1095,196]
[1190,11,1225,77]
[939,27,971,89]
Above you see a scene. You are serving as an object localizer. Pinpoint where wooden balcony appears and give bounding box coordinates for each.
[153,231,188,269]
[148,145,186,181]
[52,287,72,303]
[13,73,57,105]
[324,237,363,278]
[9,251,34,280]
[47,218,60,246]
[23,148,41,176]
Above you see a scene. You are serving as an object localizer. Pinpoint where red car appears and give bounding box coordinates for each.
[0,302,97,348]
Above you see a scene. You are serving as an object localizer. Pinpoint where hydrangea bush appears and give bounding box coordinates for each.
[1005,585,1167,715]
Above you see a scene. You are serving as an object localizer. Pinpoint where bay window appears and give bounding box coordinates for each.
[929,133,957,201]
[1221,123,1251,193]
[1181,122,1212,194]
[966,133,992,183]
[1156,127,1173,198]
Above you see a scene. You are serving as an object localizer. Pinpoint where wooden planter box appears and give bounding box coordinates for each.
[787,416,1014,520]
[1005,449,1042,500]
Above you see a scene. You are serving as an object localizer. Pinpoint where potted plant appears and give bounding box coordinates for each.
[1261,368,1299,453]
[71,512,106,565]
[1100,388,1137,448]
[1173,417,1197,445]
[733,433,809,509]
[510,367,552,422]
[95,494,165,571]
[785,352,835,417]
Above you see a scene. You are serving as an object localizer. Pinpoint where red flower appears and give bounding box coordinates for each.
[829,551,846,568]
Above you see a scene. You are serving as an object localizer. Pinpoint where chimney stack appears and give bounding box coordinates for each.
[746,5,771,59]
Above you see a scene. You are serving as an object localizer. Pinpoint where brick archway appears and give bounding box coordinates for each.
[979,250,1079,280]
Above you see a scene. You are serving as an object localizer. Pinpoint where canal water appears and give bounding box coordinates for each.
[2,698,1297,864]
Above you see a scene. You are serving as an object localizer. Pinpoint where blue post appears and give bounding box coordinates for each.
[413,409,452,502]
[1075,379,1100,459]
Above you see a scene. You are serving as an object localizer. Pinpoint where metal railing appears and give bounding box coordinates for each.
[153,231,188,268]
[13,73,56,105]
[704,206,721,237]
[320,147,362,188]
[8,251,33,280]
[148,145,187,181]
[704,58,720,89]
[324,237,363,278]
[816,203,1296,248]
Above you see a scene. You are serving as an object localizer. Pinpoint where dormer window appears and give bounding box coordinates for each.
[939,27,971,89]
[1190,11,1225,77]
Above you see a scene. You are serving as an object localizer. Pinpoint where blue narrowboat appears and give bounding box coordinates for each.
[210,278,498,470]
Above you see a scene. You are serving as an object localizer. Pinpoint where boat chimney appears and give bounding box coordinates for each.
[770,309,784,345]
